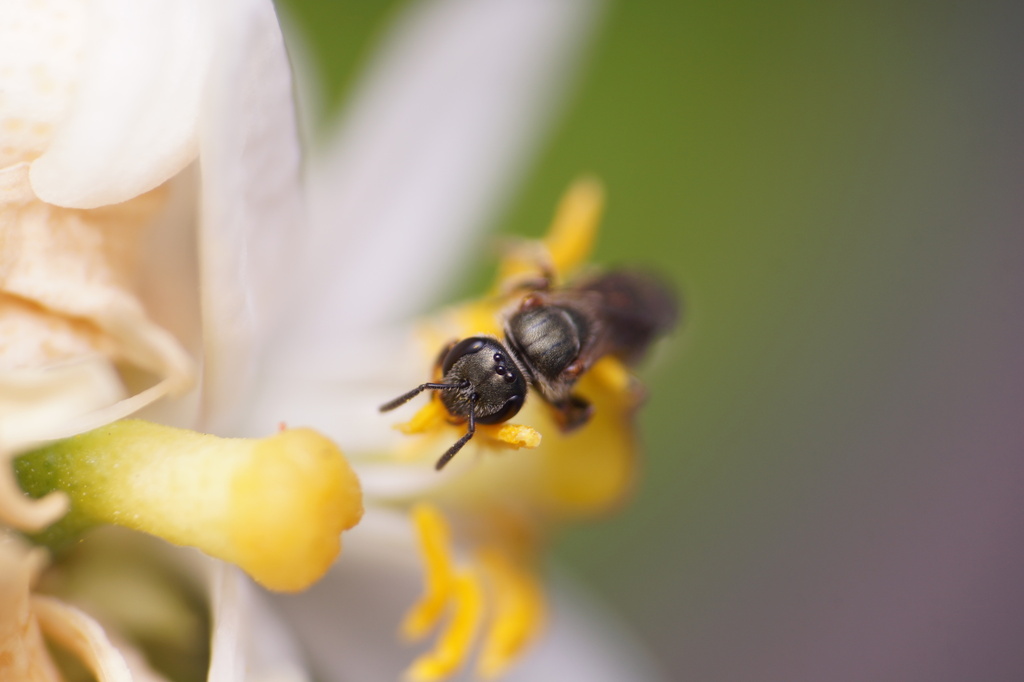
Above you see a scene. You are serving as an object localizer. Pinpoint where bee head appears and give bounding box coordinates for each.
[439,336,526,425]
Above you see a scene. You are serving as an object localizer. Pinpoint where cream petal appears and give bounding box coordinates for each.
[0,358,124,451]
[0,535,60,682]
[0,0,89,169]
[0,358,124,531]
[32,596,153,682]
[29,0,217,209]
[195,0,305,433]
[131,167,205,429]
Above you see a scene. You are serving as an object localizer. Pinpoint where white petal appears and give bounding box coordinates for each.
[207,563,310,682]
[269,513,665,681]
[244,0,601,436]
[510,572,669,682]
[308,0,600,322]
[30,0,217,208]
[291,0,601,350]
[239,325,422,448]
[195,0,305,433]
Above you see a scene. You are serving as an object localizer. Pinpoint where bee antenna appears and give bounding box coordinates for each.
[435,396,477,470]
[379,381,468,413]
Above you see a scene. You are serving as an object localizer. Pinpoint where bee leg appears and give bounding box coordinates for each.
[508,273,553,294]
[435,399,477,470]
[550,394,594,432]
[516,291,551,312]
[501,262,555,296]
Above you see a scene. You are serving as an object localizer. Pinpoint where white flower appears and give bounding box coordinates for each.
[2,0,665,681]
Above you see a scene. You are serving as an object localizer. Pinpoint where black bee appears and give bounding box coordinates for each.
[380,270,679,470]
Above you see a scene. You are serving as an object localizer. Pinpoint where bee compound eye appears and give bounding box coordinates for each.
[441,337,489,374]
[473,390,525,425]
[488,393,524,423]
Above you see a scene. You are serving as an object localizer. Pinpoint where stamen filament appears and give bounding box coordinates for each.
[476,549,544,679]
[405,568,484,682]
[401,504,456,640]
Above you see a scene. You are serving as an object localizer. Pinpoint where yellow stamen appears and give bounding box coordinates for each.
[495,176,604,287]
[402,505,496,681]
[452,302,505,339]
[542,176,604,277]
[401,504,456,640]
[396,400,448,436]
[588,355,633,396]
[383,179,649,680]
[476,549,545,679]
[405,568,484,682]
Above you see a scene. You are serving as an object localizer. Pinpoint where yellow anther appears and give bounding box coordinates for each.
[476,549,545,679]
[493,424,542,449]
[405,567,485,682]
[401,504,457,640]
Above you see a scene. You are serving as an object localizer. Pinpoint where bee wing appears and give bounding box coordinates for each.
[542,270,678,368]
[502,270,678,405]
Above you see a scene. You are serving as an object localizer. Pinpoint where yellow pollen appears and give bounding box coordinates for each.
[395,403,541,465]
[494,424,541,449]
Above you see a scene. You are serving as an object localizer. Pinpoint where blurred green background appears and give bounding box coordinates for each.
[276,1,1024,679]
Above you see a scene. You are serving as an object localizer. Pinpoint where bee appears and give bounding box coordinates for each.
[380,270,679,470]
